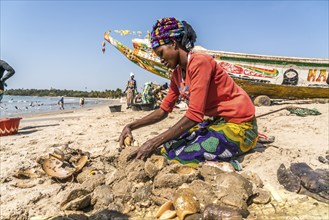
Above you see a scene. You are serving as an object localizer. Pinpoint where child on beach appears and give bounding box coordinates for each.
[119,17,258,166]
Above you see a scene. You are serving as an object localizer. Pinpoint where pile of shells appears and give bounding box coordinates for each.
[10,144,272,220]
[47,146,271,219]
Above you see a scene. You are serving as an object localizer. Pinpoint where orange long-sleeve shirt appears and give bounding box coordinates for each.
[160,52,255,123]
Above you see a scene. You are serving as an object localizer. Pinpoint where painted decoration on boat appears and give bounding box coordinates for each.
[219,61,328,87]
[104,32,170,79]
[103,31,329,99]
[308,69,327,82]
[219,62,278,79]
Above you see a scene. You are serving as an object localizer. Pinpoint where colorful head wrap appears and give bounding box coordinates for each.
[150,17,197,51]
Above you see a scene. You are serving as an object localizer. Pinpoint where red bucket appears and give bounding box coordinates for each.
[0,118,22,136]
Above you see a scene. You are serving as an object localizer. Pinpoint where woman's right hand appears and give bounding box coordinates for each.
[119,125,133,149]
[118,108,169,149]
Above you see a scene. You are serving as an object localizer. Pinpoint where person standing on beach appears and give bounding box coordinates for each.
[0,59,15,102]
[119,17,258,166]
[58,96,64,110]
[124,72,137,109]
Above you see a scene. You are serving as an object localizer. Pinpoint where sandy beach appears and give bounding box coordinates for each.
[0,100,328,219]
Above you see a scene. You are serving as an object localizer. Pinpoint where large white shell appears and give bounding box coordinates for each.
[173,188,200,220]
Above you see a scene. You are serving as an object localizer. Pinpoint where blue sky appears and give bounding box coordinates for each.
[1,0,328,91]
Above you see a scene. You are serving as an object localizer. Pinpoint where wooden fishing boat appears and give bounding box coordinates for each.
[103,31,329,102]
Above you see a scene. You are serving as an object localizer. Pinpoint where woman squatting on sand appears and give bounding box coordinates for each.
[119,17,258,166]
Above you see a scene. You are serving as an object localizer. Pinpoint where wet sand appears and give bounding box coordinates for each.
[0,100,328,219]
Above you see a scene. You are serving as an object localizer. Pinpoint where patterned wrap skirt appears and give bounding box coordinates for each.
[126,88,135,106]
[161,117,258,167]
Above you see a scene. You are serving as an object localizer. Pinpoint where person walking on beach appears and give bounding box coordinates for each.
[0,59,15,102]
[80,97,85,107]
[58,96,64,110]
[123,72,137,109]
[119,17,258,166]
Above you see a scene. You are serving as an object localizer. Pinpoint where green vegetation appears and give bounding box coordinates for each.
[4,88,125,98]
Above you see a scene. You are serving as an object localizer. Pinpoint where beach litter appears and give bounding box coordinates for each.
[277,162,329,204]
[255,106,321,118]
[38,146,89,181]
[318,153,329,164]
[286,107,321,117]
[11,167,44,189]
[257,133,275,144]
[13,168,42,179]
[203,203,243,220]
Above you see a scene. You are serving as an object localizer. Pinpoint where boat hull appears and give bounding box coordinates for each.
[104,32,329,99]
[234,78,329,99]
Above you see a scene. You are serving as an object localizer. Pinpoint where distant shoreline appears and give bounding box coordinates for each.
[19,100,125,123]
[19,103,110,123]
[1,96,122,119]
[0,96,120,118]
[20,102,111,120]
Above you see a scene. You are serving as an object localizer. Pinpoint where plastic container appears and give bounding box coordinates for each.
[131,104,142,111]
[0,117,22,136]
[109,105,122,112]
[140,103,154,111]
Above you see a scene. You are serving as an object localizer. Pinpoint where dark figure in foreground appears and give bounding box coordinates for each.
[119,17,258,166]
[0,59,15,102]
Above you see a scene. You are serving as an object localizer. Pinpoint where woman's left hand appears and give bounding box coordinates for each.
[127,140,158,161]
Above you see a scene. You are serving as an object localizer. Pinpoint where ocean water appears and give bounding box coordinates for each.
[0,95,113,117]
